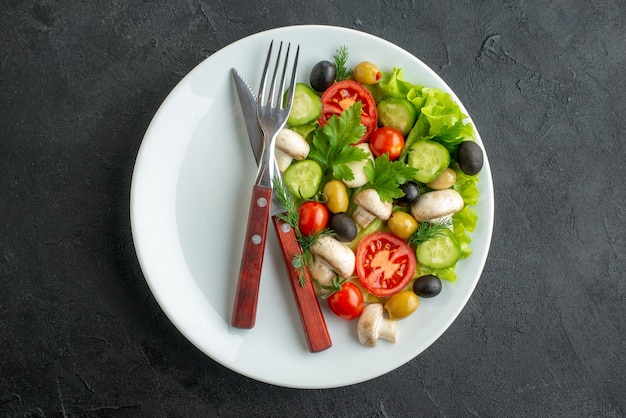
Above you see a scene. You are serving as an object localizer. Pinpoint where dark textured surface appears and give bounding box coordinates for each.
[1,1,625,416]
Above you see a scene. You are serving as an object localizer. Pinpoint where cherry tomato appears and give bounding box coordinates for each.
[356,232,417,297]
[327,282,364,320]
[298,201,329,236]
[369,127,405,160]
[317,80,378,143]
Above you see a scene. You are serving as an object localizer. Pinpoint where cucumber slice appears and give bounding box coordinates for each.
[283,160,322,199]
[407,140,450,184]
[286,83,322,127]
[416,228,461,269]
[377,98,417,135]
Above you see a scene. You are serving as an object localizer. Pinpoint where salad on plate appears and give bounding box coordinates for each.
[264,46,484,348]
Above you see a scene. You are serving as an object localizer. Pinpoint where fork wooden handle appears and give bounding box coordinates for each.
[232,185,272,329]
[272,217,332,353]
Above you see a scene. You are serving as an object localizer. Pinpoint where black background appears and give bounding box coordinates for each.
[2,1,625,416]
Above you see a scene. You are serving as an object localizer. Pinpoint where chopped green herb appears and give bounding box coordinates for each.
[273,176,333,286]
[307,102,369,181]
[408,218,454,247]
[333,45,353,81]
[363,154,417,203]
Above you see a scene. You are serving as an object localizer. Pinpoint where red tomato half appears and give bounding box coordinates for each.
[298,201,329,236]
[318,80,378,143]
[369,127,405,160]
[327,282,364,320]
[356,232,417,297]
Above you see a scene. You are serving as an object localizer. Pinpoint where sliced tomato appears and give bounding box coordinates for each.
[356,232,416,297]
[318,80,378,143]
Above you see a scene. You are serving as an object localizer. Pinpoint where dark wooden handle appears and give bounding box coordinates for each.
[231,185,272,329]
[272,216,332,353]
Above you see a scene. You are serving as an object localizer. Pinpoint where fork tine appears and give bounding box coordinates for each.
[283,45,299,111]
[258,42,299,109]
[268,42,284,107]
[258,41,273,105]
[275,43,290,108]
[257,40,299,131]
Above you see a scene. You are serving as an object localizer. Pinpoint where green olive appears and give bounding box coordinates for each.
[387,211,419,240]
[384,291,419,320]
[426,167,457,190]
[353,61,381,85]
[322,180,349,214]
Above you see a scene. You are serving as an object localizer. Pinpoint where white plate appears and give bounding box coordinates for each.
[130,25,494,389]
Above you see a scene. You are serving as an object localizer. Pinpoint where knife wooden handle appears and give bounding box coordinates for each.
[232,185,272,329]
[272,216,332,353]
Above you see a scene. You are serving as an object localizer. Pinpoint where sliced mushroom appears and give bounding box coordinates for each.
[352,189,393,228]
[310,236,355,280]
[274,128,310,172]
[274,149,294,172]
[411,189,464,222]
[309,256,334,286]
[357,303,397,347]
[342,143,373,188]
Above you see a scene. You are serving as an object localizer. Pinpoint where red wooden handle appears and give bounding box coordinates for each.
[231,186,272,329]
[272,216,332,352]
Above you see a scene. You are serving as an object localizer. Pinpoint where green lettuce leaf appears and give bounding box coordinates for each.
[401,87,475,159]
[453,206,477,259]
[378,68,422,99]
[452,163,480,205]
[416,264,458,283]
[418,87,469,137]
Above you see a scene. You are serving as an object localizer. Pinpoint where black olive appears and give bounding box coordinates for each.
[310,60,336,92]
[413,274,442,298]
[393,181,420,206]
[329,213,357,242]
[457,141,484,176]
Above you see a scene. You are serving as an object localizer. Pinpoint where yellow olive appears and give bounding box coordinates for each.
[322,180,349,214]
[353,61,382,85]
[384,291,419,320]
[387,211,418,240]
[426,167,457,190]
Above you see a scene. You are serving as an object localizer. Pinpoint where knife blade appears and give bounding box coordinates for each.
[231,68,331,352]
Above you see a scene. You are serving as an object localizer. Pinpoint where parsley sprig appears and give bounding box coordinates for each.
[333,45,353,81]
[307,102,369,181]
[363,154,418,203]
[408,218,453,246]
[273,177,333,286]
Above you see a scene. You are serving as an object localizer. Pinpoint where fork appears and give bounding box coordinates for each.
[232,41,299,329]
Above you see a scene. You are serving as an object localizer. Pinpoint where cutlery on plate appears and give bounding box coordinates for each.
[231,67,332,352]
[231,41,300,329]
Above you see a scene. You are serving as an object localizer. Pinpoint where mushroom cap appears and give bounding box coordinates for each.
[310,236,355,278]
[276,128,310,160]
[411,189,464,222]
[353,189,393,220]
[357,303,384,347]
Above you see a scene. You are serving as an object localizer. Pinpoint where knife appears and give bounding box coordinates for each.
[231,68,332,352]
